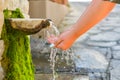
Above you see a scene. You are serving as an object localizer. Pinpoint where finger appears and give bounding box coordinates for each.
[56,42,67,50]
[47,34,55,39]
[50,34,55,37]
[54,39,63,47]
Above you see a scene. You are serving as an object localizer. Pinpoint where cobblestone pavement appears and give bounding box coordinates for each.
[58,2,120,80]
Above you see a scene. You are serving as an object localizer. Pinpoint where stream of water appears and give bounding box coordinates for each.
[44,22,74,80]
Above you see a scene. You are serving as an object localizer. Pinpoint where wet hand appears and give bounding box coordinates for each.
[47,29,77,50]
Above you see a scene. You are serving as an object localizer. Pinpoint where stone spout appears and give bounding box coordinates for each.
[8,18,51,35]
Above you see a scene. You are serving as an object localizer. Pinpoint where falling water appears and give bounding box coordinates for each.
[44,21,74,80]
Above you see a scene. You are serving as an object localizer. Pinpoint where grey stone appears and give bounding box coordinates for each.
[86,41,116,47]
[30,37,51,54]
[99,26,114,31]
[110,60,120,80]
[89,72,103,80]
[111,4,120,12]
[75,33,89,42]
[113,51,120,59]
[102,20,120,24]
[88,29,102,35]
[99,24,120,28]
[105,17,120,21]
[94,72,101,78]
[35,74,89,80]
[90,47,108,56]
[73,47,108,73]
[101,73,107,79]
[106,48,112,60]
[112,45,120,51]
[89,32,120,41]
[114,27,120,33]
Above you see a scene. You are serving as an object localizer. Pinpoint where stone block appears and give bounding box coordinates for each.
[110,60,120,80]
[89,32,120,42]
[29,0,69,26]
[4,0,29,18]
[113,51,120,59]
[86,41,116,47]
[112,45,120,51]
[4,0,29,14]
[35,74,89,80]
[72,47,108,73]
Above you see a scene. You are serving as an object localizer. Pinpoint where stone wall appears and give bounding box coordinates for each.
[0,0,29,80]
[29,0,69,26]
[0,0,29,36]
[0,0,5,79]
[0,0,4,38]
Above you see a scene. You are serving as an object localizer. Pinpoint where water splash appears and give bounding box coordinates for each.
[46,22,59,80]
[44,21,74,80]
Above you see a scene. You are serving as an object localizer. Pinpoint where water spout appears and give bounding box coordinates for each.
[8,18,51,35]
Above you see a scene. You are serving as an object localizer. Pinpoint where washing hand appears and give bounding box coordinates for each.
[47,28,77,50]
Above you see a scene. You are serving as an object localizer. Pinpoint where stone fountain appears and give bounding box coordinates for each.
[1,8,53,80]
[0,0,53,80]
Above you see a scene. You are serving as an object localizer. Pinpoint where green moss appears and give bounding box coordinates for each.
[1,9,34,80]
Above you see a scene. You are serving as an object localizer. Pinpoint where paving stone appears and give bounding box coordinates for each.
[88,28,102,35]
[98,21,120,27]
[112,45,120,50]
[98,26,114,31]
[105,17,120,21]
[72,47,108,73]
[114,27,120,33]
[111,4,120,12]
[86,41,116,47]
[89,73,103,80]
[30,37,51,55]
[113,51,120,59]
[75,33,89,42]
[106,48,112,60]
[89,32,120,41]
[90,47,108,56]
[35,74,89,80]
[101,21,120,25]
[110,60,120,80]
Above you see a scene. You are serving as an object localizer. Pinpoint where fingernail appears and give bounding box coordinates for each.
[49,43,55,48]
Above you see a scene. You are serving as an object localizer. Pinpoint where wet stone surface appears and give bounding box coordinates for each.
[89,32,120,42]
[35,74,89,80]
[72,47,108,73]
[110,60,120,80]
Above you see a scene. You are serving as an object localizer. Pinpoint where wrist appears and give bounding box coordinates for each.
[68,27,80,41]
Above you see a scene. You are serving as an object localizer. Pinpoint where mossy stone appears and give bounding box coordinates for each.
[1,9,35,80]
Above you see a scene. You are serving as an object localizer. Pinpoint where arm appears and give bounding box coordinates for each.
[72,0,116,38]
[48,0,116,50]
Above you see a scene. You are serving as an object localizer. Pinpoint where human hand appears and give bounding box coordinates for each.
[47,29,77,50]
